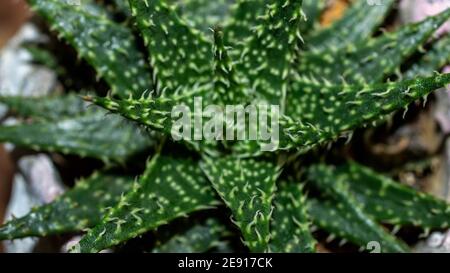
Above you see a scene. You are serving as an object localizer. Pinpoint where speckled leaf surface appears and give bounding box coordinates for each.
[0,111,156,163]
[405,34,450,78]
[0,173,133,240]
[75,155,219,253]
[129,0,212,93]
[0,94,88,121]
[87,87,219,155]
[224,0,266,46]
[153,218,228,253]
[299,0,326,36]
[234,73,450,155]
[307,165,409,253]
[335,162,450,229]
[282,73,450,150]
[12,0,450,254]
[212,28,248,105]
[225,0,324,45]
[27,0,152,98]
[306,0,394,50]
[270,182,315,253]
[236,0,304,107]
[301,8,450,83]
[201,156,280,252]
[175,0,234,33]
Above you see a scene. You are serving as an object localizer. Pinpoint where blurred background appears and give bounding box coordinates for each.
[0,0,450,253]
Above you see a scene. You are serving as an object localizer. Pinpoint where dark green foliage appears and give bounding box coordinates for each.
[234,74,450,154]
[24,45,66,76]
[110,0,131,15]
[308,198,408,253]
[86,92,192,134]
[1,0,449,253]
[0,173,133,240]
[236,0,303,107]
[28,0,152,98]
[201,156,279,252]
[176,0,234,32]
[212,28,248,105]
[301,8,450,83]
[224,0,265,46]
[283,74,450,150]
[129,0,212,93]
[307,165,409,253]
[153,218,228,253]
[270,182,315,253]
[0,94,87,121]
[75,155,219,253]
[85,87,219,155]
[0,111,156,163]
[333,162,450,229]
[405,34,450,78]
[306,0,395,50]
[299,0,326,36]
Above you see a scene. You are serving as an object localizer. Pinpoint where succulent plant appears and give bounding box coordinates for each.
[1,0,450,253]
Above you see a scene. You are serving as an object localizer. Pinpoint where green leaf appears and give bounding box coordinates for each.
[176,0,234,33]
[405,34,450,78]
[306,0,395,50]
[66,0,111,18]
[75,154,219,253]
[201,156,280,252]
[237,0,304,107]
[86,90,201,133]
[0,94,87,121]
[307,165,409,253]
[225,0,323,45]
[0,173,133,240]
[299,0,326,36]
[129,0,212,93]
[336,162,450,229]
[222,73,450,156]
[0,111,156,163]
[224,0,266,46]
[212,27,248,105]
[86,87,219,155]
[110,0,131,15]
[307,199,404,253]
[300,8,450,83]
[269,182,315,253]
[27,0,152,98]
[153,218,228,253]
[23,45,66,76]
[283,73,450,150]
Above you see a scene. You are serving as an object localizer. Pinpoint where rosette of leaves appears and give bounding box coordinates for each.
[0,0,450,253]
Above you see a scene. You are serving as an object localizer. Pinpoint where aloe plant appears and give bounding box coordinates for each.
[1,0,450,253]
